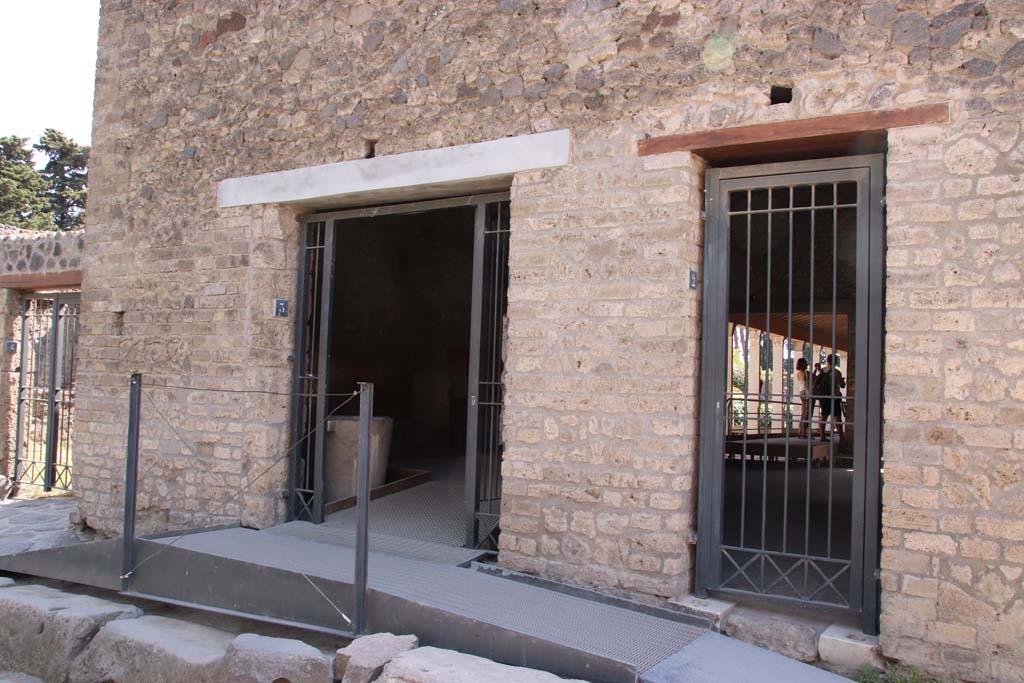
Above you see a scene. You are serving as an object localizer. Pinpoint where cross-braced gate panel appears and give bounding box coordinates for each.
[14,293,80,491]
[697,156,884,633]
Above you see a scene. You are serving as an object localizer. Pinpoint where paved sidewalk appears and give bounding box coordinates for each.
[0,497,86,556]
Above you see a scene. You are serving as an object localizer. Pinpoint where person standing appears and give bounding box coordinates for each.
[815,354,846,441]
[795,357,811,437]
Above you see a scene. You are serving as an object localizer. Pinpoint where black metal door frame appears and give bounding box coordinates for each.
[289,193,511,542]
[695,155,884,634]
[13,292,81,492]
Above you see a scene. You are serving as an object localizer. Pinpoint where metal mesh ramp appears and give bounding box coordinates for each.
[152,527,706,675]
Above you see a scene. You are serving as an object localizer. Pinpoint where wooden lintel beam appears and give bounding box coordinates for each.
[638,103,950,157]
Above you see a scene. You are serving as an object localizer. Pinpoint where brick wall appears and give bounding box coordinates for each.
[80,2,1024,680]
[501,129,704,600]
[881,115,1024,681]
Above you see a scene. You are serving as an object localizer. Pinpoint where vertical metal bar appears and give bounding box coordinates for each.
[828,185,838,558]
[741,193,751,550]
[312,221,337,524]
[289,222,312,520]
[783,189,793,553]
[353,381,372,635]
[762,192,772,566]
[464,202,485,547]
[122,373,142,589]
[43,297,60,491]
[805,186,816,590]
[862,157,885,634]
[696,168,727,596]
[13,296,29,486]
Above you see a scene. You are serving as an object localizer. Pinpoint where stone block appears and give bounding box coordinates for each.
[0,584,140,683]
[221,633,333,683]
[818,624,884,672]
[0,673,43,683]
[669,595,735,631]
[721,606,829,663]
[335,633,418,683]
[377,646,588,683]
[0,578,14,588]
[70,615,234,683]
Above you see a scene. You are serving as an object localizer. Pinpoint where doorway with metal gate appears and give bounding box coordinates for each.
[13,292,81,492]
[289,194,510,551]
[696,156,884,633]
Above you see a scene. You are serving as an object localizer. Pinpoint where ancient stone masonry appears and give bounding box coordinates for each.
[0,227,84,280]
[78,2,1024,681]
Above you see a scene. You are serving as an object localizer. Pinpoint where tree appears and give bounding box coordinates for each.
[35,129,89,230]
[0,136,55,230]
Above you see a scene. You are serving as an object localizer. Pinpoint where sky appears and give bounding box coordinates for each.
[0,0,102,150]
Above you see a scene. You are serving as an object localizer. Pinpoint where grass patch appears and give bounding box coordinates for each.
[854,664,946,683]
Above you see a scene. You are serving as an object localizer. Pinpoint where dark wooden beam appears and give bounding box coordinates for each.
[638,103,949,158]
[0,270,83,291]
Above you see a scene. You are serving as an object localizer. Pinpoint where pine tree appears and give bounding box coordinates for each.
[34,129,89,230]
[0,136,55,230]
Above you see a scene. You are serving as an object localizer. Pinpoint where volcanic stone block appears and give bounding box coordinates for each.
[221,633,333,683]
[0,584,140,683]
[70,615,234,683]
[335,633,418,683]
[377,647,589,683]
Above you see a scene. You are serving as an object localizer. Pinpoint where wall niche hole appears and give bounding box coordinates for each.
[364,139,378,159]
[770,85,793,105]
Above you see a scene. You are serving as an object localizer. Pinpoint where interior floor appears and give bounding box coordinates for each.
[324,205,475,545]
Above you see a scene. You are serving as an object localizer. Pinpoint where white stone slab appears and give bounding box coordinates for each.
[218,130,571,209]
[818,623,884,672]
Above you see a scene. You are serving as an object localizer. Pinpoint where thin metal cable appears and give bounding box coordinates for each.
[148,383,358,398]
[301,573,353,627]
[121,389,361,579]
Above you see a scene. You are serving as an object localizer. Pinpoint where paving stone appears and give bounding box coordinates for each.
[721,606,829,663]
[818,623,884,672]
[70,615,234,683]
[221,633,333,683]
[377,646,588,683]
[0,673,43,683]
[335,633,418,683]
[0,584,141,683]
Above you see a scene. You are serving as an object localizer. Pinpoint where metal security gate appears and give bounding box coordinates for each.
[14,293,81,491]
[465,200,510,548]
[290,194,511,546]
[696,156,883,633]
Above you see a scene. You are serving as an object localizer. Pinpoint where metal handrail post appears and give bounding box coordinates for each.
[353,382,373,635]
[121,373,142,590]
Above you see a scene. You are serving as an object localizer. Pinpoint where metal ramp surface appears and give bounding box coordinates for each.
[0,523,709,682]
[145,527,707,681]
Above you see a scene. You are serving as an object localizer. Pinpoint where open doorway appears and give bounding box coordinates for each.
[289,195,510,551]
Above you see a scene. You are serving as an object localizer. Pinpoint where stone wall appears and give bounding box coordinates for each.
[0,227,84,281]
[881,117,1024,681]
[81,2,1024,681]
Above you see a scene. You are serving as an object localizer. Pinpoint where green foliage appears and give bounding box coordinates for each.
[34,129,89,230]
[0,136,55,230]
[854,664,945,683]
[0,130,88,231]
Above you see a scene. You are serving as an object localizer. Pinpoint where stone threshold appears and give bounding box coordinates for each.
[670,594,884,674]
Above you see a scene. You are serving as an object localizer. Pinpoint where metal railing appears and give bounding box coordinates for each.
[120,373,376,635]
